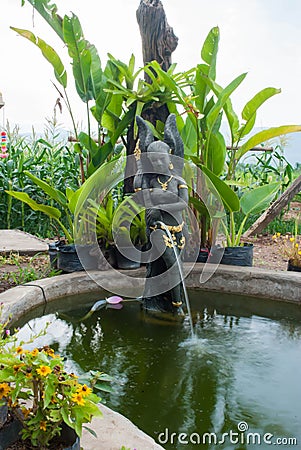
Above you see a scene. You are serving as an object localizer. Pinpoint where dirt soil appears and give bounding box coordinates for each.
[0,254,50,294]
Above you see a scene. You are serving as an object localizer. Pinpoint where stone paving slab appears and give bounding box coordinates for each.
[0,229,48,255]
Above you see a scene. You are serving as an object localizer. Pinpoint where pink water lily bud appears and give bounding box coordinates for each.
[0,152,8,158]
[106,296,123,304]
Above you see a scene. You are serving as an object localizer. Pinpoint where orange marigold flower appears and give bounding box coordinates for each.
[0,383,11,399]
[71,393,85,406]
[40,421,47,431]
[77,384,92,397]
[36,365,52,377]
[16,346,23,355]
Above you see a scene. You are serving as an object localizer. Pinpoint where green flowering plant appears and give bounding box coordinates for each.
[0,308,103,449]
[272,232,301,268]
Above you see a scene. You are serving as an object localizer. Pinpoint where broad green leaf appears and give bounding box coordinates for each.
[189,197,210,217]
[102,94,123,133]
[239,87,281,141]
[25,0,64,41]
[24,170,67,206]
[87,43,103,100]
[191,162,240,212]
[242,87,281,121]
[5,191,61,220]
[10,27,67,88]
[207,131,226,175]
[194,64,209,114]
[181,115,198,155]
[240,182,280,216]
[199,74,240,144]
[201,26,219,81]
[236,125,301,160]
[238,112,256,139]
[78,132,99,159]
[67,187,83,214]
[206,72,247,133]
[63,14,92,102]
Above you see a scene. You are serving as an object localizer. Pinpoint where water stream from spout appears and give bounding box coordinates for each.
[158,222,194,338]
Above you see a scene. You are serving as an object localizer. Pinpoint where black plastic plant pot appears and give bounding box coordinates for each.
[114,246,141,270]
[59,424,81,450]
[197,249,210,263]
[0,416,22,449]
[220,243,254,267]
[57,244,98,273]
[287,260,301,272]
[0,420,80,450]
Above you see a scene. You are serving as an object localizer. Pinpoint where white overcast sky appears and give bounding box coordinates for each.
[1,0,301,134]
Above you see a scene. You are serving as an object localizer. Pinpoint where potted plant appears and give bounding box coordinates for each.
[0,313,103,450]
[191,178,280,266]
[272,228,301,272]
[6,158,122,272]
[217,182,281,266]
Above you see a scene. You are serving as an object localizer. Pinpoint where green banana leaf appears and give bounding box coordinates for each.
[25,0,64,41]
[239,87,281,139]
[10,27,67,88]
[206,131,226,176]
[190,159,240,212]
[236,125,301,160]
[240,182,280,216]
[63,14,92,102]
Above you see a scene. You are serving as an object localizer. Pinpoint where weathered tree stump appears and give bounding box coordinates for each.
[243,174,301,238]
[136,0,178,81]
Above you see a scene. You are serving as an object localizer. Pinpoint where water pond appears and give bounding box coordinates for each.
[14,290,301,450]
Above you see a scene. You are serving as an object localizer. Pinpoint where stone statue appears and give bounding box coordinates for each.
[133,114,188,314]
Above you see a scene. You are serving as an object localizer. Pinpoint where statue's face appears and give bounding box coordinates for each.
[147,142,170,174]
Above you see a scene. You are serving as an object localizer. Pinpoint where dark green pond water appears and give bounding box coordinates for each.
[14,291,301,450]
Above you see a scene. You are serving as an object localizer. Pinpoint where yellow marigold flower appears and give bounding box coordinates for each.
[276,232,281,237]
[36,365,52,377]
[295,243,299,248]
[31,348,39,357]
[272,234,277,239]
[290,237,295,242]
[76,384,92,397]
[40,421,47,431]
[46,348,55,358]
[13,363,25,373]
[298,251,301,256]
[16,346,23,355]
[0,383,11,399]
[71,393,85,406]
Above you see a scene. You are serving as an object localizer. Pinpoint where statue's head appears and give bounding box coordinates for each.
[146,141,170,174]
[136,113,184,176]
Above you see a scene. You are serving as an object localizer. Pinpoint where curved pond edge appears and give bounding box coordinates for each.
[0,263,300,450]
[1,264,301,323]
